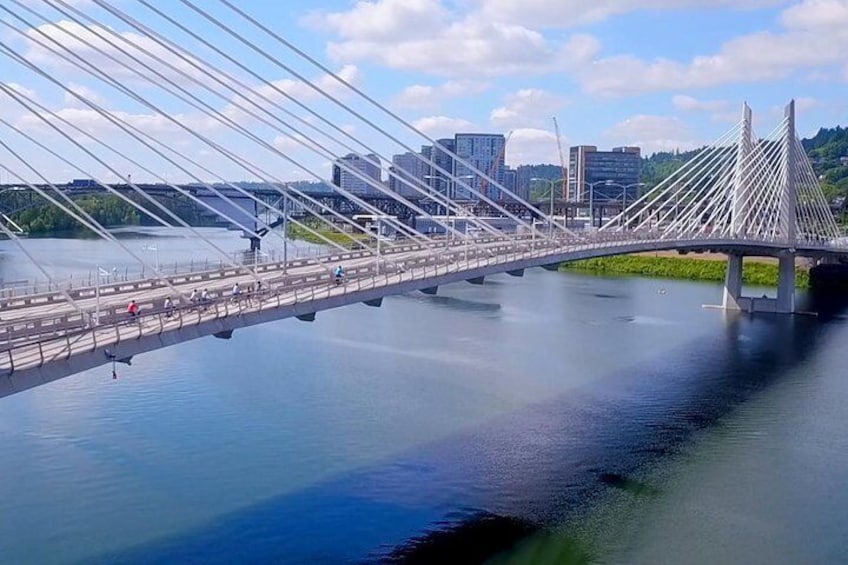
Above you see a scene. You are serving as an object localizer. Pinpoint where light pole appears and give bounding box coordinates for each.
[94,265,109,326]
[531,177,564,237]
[373,214,394,276]
[603,181,645,210]
[600,181,645,226]
[142,244,159,272]
[423,174,450,215]
[281,189,289,275]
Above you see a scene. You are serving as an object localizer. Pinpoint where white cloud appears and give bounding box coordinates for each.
[605,114,700,154]
[769,96,820,116]
[395,80,490,108]
[795,96,820,111]
[781,0,848,29]
[672,95,729,112]
[303,0,449,41]
[576,0,848,96]
[24,21,220,87]
[490,88,566,129]
[16,107,222,140]
[475,0,788,28]
[310,0,598,77]
[411,115,476,137]
[63,83,107,108]
[506,128,562,166]
[221,65,361,126]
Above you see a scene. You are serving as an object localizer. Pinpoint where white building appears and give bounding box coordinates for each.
[332,153,382,196]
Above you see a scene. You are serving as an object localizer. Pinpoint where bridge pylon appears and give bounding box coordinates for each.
[722,100,799,314]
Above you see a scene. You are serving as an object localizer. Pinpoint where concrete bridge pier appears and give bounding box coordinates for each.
[722,252,796,314]
[776,254,796,314]
[722,253,743,310]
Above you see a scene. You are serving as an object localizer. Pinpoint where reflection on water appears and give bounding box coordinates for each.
[0,230,846,564]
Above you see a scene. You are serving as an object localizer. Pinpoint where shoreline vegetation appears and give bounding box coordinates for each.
[285,221,368,247]
[560,254,811,289]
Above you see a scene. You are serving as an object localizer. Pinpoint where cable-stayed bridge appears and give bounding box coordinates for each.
[0,0,845,399]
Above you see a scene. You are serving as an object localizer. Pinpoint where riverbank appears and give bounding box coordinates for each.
[560,254,810,288]
[286,222,368,247]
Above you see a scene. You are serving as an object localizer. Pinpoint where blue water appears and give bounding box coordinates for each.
[1,230,847,564]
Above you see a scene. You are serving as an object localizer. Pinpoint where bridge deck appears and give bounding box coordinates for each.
[0,231,842,399]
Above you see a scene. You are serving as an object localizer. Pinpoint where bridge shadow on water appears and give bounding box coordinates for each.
[402,294,502,315]
[98,296,848,565]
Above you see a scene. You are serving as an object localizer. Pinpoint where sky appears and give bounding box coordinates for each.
[0,0,847,184]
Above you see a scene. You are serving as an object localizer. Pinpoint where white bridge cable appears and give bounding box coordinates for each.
[0,46,285,286]
[35,4,476,258]
[734,122,791,241]
[795,137,840,242]
[56,0,508,244]
[733,134,784,240]
[0,38,412,277]
[64,0,498,246]
[0,67,381,266]
[0,207,90,319]
[718,119,786,239]
[606,121,745,232]
[0,136,200,308]
[629,139,739,235]
[635,133,742,234]
[0,6,409,258]
[658,150,736,238]
[659,147,739,238]
[136,0,568,240]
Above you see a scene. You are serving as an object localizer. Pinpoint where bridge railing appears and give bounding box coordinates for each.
[0,232,842,380]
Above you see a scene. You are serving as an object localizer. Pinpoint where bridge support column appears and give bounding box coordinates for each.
[722,253,743,310]
[776,254,796,314]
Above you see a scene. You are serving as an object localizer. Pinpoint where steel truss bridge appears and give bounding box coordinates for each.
[0,0,844,399]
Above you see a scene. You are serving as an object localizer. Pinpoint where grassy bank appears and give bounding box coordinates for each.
[286,222,368,247]
[560,255,810,289]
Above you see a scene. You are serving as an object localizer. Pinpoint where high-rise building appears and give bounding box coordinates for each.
[515,166,535,202]
[502,168,520,202]
[453,133,505,201]
[389,152,426,198]
[568,146,642,203]
[332,153,382,196]
[428,138,456,200]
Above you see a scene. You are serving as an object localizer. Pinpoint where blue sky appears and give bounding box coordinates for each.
[0,0,847,184]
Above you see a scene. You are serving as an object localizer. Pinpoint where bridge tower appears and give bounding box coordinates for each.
[776,99,798,313]
[722,100,798,314]
[722,103,753,312]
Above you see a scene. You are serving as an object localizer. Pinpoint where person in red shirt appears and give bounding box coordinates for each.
[127,299,140,318]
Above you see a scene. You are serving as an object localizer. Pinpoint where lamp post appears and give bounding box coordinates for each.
[600,181,645,226]
[583,181,608,229]
[603,181,645,210]
[282,189,289,275]
[531,177,564,237]
[142,244,159,272]
[94,265,109,326]
[424,173,473,237]
[423,174,449,215]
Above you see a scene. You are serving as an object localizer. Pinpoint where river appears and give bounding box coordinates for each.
[0,228,846,564]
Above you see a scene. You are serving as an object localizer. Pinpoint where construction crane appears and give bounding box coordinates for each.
[553,117,567,200]
[480,130,513,201]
